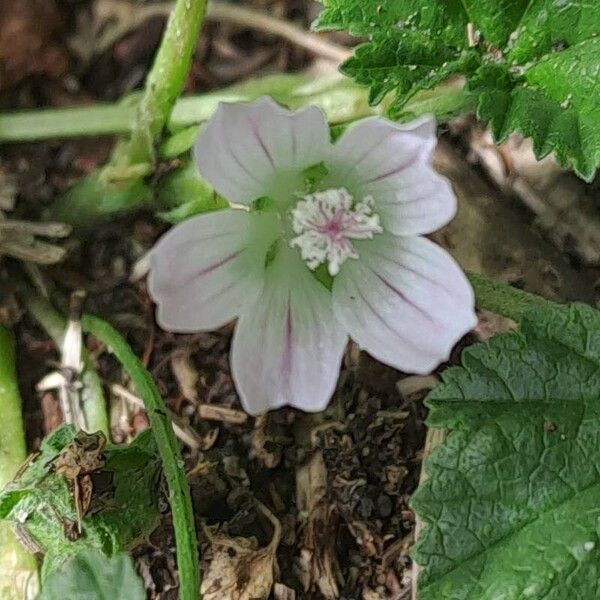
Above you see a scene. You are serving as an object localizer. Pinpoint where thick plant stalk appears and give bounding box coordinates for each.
[50,0,209,225]
[117,0,208,166]
[0,326,39,599]
[0,75,473,142]
[81,315,199,600]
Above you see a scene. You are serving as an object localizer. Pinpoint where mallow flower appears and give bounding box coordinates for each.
[148,98,476,415]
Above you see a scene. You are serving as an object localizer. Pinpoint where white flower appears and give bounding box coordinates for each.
[148,98,476,415]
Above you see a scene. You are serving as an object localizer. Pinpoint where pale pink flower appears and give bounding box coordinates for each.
[148,98,476,415]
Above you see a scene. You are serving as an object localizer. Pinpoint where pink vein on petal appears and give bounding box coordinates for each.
[215,112,264,187]
[164,250,243,291]
[230,148,264,185]
[378,193,438,207]
[290,120,297,159]
[282,293,293,388]
[167,230,239,257]
[372,271,440,326]
[371,251,443,288]
[366,153,421,183]
[252,121,275,166]
[355,286,421,349]
[369,248,463,301]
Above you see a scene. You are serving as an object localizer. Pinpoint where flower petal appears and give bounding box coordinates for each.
[148,209,277,332]
[231,247,348,415]
[328,115,455,235]
[369,162,456,236]
[332,233,476,374]
[194,97,331,205]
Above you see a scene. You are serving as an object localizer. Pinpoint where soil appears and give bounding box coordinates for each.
[1,2,598,599]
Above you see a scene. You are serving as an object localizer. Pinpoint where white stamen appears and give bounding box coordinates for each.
[289,187,382,276]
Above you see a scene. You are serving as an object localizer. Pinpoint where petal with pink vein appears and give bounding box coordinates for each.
[231,246,348,415]
[194,97,331,205]
[328,115,455,235]
[332,232,476,374]
[148,209,277,332]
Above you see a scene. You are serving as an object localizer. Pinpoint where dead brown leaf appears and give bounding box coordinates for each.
[273,582,296,600]
[51,430,106,534]
[251,414,282,469]
[296,451,341,599]
[201,502,281,600]
[171,351,199,403]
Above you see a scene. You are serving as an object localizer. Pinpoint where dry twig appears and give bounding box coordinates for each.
[87,0,351,62]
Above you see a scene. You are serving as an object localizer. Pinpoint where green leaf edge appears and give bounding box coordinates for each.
[409,302,600,599]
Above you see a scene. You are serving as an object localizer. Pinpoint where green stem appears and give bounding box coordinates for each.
[397,86,477,123]
[46,0,209,227]
[0,74,341,142]
[21,294,109,436]
[0,75,473,143]
[0,329,29,478]
[0,326,39,599]
[0,104,136,142]
[81,315,199,600]
[467,272,561,322]
[114,0,208,166]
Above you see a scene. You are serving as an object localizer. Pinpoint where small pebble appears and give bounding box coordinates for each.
[359,497,375,518]
[377,494,393,517]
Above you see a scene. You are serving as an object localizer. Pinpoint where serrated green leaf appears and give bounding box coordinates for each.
[315,0,467,44]
[342,33,478,111]
[317,0,473,113]
[317,0,600,179]
[473,37,600,180]
[507,0,600,63]
[38,550,145,600]
[461,0,530,48]
[411,303,600,600]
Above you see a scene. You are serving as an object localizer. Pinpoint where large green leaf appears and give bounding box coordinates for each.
[38,550,145,600]
[0,426,162,578]
[316,1,474,109]
[341,33,478,108]
[411,303,600,599]
[316,0,600,180]
[472,37,600,184]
